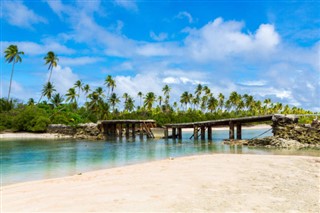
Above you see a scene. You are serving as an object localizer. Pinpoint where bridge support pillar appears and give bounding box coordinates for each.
[126,123,130,137]
[172,128,176,139]
[119,124,123,137]
[177,128,182,139]
[200,126,205,140]
[194,126,198,139]
[164,128,169,139]
[132,123,136,137]
[236,122,242,140]
[229,121,234,140]
[139,124,143,138]
[207,126,212,140]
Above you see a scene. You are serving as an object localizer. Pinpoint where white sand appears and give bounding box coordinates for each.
[0,132,72,139]
[2,154,319,212]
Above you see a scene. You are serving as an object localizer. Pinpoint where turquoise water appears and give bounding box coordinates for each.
[1,129,318,185]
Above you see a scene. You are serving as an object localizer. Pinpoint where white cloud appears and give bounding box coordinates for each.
[238,80,267,87]
[1,41,74,55]
[184,18,280,61]
[50,65,79,95]
[114,0,138,11]
[59,57,104,66]
[150,31,168,41]
[136,43,171,57]
[1,1,47,29]
[176,11,193,23]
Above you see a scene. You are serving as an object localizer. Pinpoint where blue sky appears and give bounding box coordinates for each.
[1,0,319,111]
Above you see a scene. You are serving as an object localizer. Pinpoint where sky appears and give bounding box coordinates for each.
[1,0,319,111]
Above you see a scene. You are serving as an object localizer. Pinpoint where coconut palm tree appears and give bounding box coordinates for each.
[144,92,156,111]
[124,97,135,112]
[4,45,24,100]
[83,84,91,102]
[137,91,143,107]
[158,96,163,107]
[109,93,120,112]
[51,93,64,108]
[218,93,225,111]
[207,96,218,113]
[122,93,129,103]
[44,51,59,83]
[27,98,35,106]
[162,85,171,105]
[66,87,78,104]
[74,80,83,103]
[195,84,202,97]
[180,91,191,110]
[104,75,116,97]
[41,82,56,101]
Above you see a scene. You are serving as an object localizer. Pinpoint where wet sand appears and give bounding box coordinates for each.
[2,154,319,212]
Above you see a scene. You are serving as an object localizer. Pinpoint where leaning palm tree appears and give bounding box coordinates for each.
[44,51,59,83]
[74,80,83,103]
[83,84,91,102]
[4,45,24,100]
[41,82,56,101]
[144,92,156,111]
[38,51,58,103]
[104,75,116,97]
[65,87,78,104]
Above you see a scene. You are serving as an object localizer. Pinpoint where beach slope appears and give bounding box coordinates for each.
[2,154,319,212]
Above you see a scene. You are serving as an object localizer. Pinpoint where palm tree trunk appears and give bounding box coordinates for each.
[48,68,53,83]
[7,61,16,100]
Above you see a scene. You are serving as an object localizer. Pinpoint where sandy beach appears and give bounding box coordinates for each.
[0,132,72,139]
[2,154,319,212]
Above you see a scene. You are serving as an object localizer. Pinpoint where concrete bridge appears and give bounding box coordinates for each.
[163,115,274,140]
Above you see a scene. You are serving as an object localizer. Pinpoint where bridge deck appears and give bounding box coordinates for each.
[164,115,274,140]
[164,115,273,128]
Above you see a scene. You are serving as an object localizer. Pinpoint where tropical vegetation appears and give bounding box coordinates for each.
[1,45,316,132]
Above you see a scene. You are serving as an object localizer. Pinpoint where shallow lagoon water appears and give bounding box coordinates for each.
[1,129,319,185]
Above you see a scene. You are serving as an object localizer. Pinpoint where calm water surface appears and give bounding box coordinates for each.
[1,129,319,185]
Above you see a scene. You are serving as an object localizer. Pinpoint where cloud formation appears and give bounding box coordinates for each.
[1,1,47,29]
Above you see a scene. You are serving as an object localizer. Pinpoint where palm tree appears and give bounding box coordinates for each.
[162,85,171,106]
[207,96,218,113]
[144,92,156,111]
[66,87,78,104]
[27,98,35,106]
[44,51,59,83]
[51,93,64,108]
[41,82,56,101]
[104,75,116,97]
[158,96,163,107]
[74,80,83,103]
[137,91,143,107]
[122,93,129,103]
[124,97,135,112]
[218,93,225,111]
[109,93,120,112]
[83,84,91,102]
[192,95,200,110]
[180,91,191,110]
[195,84,202,97]
[203,86,211,96]
[4,45,24,100]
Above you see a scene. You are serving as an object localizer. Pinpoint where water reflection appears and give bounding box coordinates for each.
[1,128,319,185]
